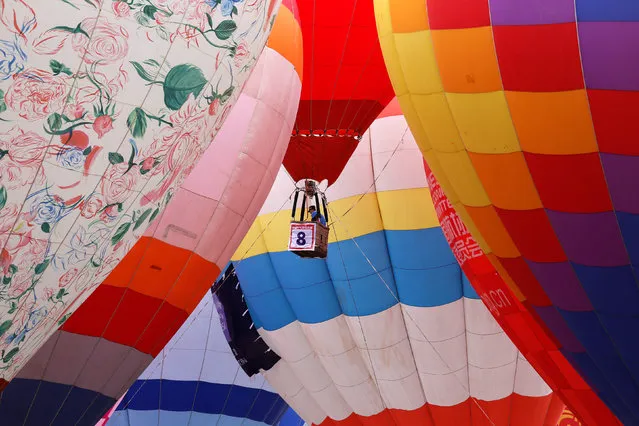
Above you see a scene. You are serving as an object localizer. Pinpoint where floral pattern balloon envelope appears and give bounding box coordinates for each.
[0,0,277,383]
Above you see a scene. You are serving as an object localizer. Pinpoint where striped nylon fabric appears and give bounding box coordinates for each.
[230,105,564,425]
[106,292,293,426]
[0,3,302,424]
[373,0,633,423]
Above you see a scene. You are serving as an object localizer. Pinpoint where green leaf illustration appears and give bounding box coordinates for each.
[111,222,131,245]
[130,61,156,83]
[2,347,19,363]
[0,186,6,210]
[163,64,207,110]
[0,320,12,338]
[219,86,234,104]
[52,22,89,38]
[50,60,72,76]
[143,5,158,19]
[57,313,71,326]
[108,152,125,165]
[213,20,237,40]
[133,208,153,231]
[41,222,50,233]
[144,59,161,67]
[149,207,160,224]
[56,288,68,300]
[134,10,151,26]
[47,113,63,132]
[127,107,148,139]
[206,13,213,29]
[34,258,50,275]
[0,89,7,114]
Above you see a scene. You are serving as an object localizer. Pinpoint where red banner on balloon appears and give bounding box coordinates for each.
[426,162,520,318]
[424,161,619,426]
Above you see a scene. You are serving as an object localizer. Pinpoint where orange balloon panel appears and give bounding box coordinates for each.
[0,2,303,425]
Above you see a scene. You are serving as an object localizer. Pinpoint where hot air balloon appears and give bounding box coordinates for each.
[274,0,395,263]
[282,0,395,185]
[0,0,278,384]
[374,1,637,424]
[0,3,302,423]
[105,278,295,426]
[230,104,564,425]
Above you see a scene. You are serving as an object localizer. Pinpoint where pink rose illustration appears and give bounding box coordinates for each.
[44,287,55,300]
[0,159,44,190]
[95,253,122,277]
[75,66,128,106]
[70,104,85,119]
[31,29,68,55]
[169,1,212,43]
[140,95,207,204]
[112,1,131,18]
[140,157,155,173]
[0,248,11,275]
[80,195,103,219]
[100,163,139,205]
[71,17,129,64]
[0,0,36,39]
[99,204,119,222]
[5,68,67,119]
[4,232,48,296]
[0,126,48,189]
[7,274,32,299]
[27,234,48,259]
[234,40,249,68]
[0,126,47,165]
[92,115,114,138]
[0,203,19,234]
[208,98,220,116]
[58,268,79,288]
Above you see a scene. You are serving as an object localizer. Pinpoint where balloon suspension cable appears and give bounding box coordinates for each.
[328,204,497,426]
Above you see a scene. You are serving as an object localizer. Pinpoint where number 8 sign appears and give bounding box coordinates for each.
[289,223,316,250]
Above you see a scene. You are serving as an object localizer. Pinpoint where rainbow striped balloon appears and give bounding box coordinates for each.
[230,103,564,425]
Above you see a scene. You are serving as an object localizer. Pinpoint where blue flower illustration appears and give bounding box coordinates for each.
[221,0,243,17]
[27,190,66,226]
[57,147,85,170]
[33,198,63,225]
[0,37,26,80]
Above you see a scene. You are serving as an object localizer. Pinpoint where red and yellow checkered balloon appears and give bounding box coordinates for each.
[375,1,639,425]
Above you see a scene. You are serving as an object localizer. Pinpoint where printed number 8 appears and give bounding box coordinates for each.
[296,231,306,246]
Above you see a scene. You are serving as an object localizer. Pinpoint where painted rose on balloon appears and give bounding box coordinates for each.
[0,0,279,382]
